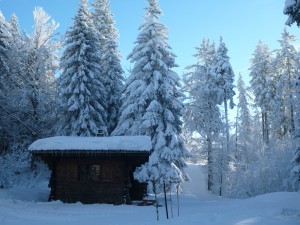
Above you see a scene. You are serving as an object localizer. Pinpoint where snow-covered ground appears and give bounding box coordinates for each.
[0,164,299,225]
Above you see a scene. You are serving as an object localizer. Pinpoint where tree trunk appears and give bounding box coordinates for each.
[265,112,269,143]
[261,111,269,144]
[235,107,239,160]
[262,112,265,143]
[221,96,229,197]
[207,135,213,191]
[224,97,230,155]
[290,99,295,134]
[219,143,224,197]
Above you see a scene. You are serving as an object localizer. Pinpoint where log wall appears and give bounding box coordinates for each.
[44,155,147,204]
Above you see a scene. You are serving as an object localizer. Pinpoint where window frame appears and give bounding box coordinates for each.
[78,164,102,183]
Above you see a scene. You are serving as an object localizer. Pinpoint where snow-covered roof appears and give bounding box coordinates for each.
[29,136,152,152]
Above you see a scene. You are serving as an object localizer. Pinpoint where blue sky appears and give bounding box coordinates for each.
[1,0,300,84]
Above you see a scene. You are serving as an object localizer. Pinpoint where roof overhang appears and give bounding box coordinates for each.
[29,136,152,153]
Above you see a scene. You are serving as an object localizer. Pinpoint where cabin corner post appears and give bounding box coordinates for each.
[123,158,132,205]
[48,160,56,202]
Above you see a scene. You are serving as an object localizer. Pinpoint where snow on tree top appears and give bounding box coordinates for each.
[29,136,152,152]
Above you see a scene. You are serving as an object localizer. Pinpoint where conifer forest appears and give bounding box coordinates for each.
[1,0,300,201]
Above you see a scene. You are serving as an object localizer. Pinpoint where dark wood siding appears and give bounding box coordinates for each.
[34,151,149,204]
[54,158,125,204]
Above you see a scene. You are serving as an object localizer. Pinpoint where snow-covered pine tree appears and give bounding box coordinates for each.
[291,145,300,190]
[8,14,19,37]
[183,39,222,191]
[249,41,274,144]
[113,0,189,190]
[59,0,108,136]
[7,14,23,88]
[284,0,300,26]
[236,73,252,164]
[0,11,10,95]
[292,71,300,190]
[5,14,26,101]
[284,0,300,192]
[0,12,11,151]
[211,37,235,153]
[91,0,124,135]
[272,29,299,136]
[209,37,235,196]
[91,0,107,47]
[289,32,300,190]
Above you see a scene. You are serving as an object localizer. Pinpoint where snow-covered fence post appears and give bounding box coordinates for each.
[163,181,169,219]
[169,182,173,218]
[176,183,180,217]
[152,181,159,221]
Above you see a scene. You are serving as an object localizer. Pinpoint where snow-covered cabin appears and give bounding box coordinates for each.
[29,136,151,204]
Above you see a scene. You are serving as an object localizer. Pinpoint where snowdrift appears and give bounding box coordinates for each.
[0,163,299,225]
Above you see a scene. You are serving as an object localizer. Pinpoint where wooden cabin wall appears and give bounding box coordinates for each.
[43,155,148,204]
[54,158,125,204]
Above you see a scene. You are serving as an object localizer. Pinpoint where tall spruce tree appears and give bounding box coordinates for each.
[0,12,11,150]
[272,29,298,136]
[183,39,222,191]
[209,37,235,196]
[291,73,300,190]
[7,14,23,89]
[0,11,9,94]
[249,41,273,144]
[91,0,124,135]
[236,73,251,163]
[59,0,107,136]
[113,0,189,190]
[211,37,235,154]
[284,0,300,192]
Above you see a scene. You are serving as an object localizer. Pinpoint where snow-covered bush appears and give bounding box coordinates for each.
[291,147,300,191]
[226,139,294,198]
[0,143,50,189]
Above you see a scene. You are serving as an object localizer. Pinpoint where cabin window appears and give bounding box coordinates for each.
[79,165,101,182]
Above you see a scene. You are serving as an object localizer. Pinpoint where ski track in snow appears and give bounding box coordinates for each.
[0,164,299,225]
